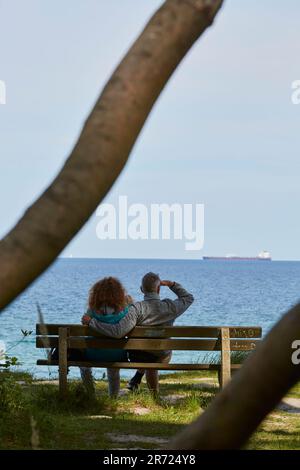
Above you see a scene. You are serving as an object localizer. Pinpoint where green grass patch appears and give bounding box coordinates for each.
[0,369,299,449]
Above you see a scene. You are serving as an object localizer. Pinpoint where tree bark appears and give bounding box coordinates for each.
[169,302,300,449]
[0,0,223,310]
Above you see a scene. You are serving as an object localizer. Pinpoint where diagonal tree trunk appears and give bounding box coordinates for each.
[169,302,300,449]
[0,0,223,311]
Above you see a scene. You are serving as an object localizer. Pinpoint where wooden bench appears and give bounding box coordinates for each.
[36,324,262,397]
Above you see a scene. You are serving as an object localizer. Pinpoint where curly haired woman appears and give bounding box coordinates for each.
[80,277,132,398]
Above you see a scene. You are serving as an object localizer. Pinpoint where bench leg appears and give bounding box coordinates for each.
[58,327,68,398]
[220,327,231,388]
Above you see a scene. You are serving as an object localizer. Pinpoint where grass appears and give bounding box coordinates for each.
[0,369,300,449]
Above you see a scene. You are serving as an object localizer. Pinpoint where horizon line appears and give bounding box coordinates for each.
[58,256,300,262]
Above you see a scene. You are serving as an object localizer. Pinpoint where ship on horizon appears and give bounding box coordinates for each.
[203,250,272,261]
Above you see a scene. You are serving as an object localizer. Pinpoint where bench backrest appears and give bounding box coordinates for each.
[36,324,262,352]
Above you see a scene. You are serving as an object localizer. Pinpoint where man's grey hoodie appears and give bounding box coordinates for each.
[89,282,194,338]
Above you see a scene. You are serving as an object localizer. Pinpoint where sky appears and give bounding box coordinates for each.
[0,0,299,260]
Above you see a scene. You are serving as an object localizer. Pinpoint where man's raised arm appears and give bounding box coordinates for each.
[160,280,194,322]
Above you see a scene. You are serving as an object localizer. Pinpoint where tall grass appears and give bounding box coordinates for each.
[202,350,250,365]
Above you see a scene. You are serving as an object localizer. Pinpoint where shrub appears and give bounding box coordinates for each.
[0,372,28,414]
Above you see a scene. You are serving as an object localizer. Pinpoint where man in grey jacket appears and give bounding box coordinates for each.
[82,272,194,394]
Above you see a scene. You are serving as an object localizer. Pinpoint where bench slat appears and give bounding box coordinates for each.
[35,324,262,339]
[36,359,242,370]
[36,336,259,351]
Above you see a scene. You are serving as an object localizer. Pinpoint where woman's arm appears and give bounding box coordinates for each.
[87,305,139,338]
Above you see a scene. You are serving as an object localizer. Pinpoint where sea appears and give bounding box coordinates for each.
[0,258,299,379]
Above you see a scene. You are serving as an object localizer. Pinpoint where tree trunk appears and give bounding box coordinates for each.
[0,0,223,310]
[169,302,300,449]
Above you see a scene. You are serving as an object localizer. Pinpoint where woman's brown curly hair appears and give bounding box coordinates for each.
[88,277,126,313]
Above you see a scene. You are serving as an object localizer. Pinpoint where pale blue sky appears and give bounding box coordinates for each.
[0,0,299,260]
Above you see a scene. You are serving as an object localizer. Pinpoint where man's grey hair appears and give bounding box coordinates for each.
[141,272,160,293]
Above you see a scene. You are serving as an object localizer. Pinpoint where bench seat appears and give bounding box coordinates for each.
[36,323,262,396]
[37,359,242,370]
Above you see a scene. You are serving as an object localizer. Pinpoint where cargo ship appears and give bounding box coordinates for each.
[203,250,272,261]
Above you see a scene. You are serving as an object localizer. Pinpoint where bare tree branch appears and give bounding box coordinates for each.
[0,0,223,310]
[169,302,300,449]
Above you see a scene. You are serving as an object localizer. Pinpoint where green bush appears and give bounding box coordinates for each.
[0,372,28,414]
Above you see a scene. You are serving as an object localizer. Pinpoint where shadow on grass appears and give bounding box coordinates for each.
[0,409,184,450]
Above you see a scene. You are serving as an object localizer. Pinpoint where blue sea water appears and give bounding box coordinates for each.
[0,258,299,379]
